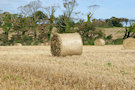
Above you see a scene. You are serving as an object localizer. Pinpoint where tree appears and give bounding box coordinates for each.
[44,5,58,24]
[87,12,93,23]
[57,0,78,32]
[120,18,129,26]
[76,19,84,25]
[105,17,123,27]
[18,0,42,17]
[18,0,42,40]
[63,0,78,18]
[1,12,12,39]
[87,5,99,23]
[0,10,3,26]
[44,5,59,39]
[32,11,48,24]
[92,19,109,27]
[56,15,70,33]
[123,23,135,39]
[78,22,105,45]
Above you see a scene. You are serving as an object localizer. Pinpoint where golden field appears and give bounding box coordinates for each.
[97,27,125,40]
[0,45,135,90]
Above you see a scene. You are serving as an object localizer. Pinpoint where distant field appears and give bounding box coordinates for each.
[0,45,135,89]
[97,27,125,39]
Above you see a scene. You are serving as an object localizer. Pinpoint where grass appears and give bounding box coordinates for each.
[107,62,112,67]
[0,45,135,89]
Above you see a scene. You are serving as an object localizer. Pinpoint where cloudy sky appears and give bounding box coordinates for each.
[0,0,135,20]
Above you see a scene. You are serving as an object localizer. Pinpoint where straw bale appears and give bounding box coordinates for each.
[94,39,105,46]
[51,33,83,56]
[14,43,22,46]
[38,43,45,46]
[123,38,135,50]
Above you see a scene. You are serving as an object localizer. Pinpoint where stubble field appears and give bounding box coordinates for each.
[0,45,135,90]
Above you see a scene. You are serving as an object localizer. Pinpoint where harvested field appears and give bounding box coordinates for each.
[98,27,125,39]
[0,45,135,89]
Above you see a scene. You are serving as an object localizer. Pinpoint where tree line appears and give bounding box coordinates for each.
[0,0,135,46]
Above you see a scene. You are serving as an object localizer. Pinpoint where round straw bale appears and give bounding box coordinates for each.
[51,33,83,56]
[123,38,135,50]
[38,43,50,46]
[38,43,45,46]
[94,39,105,46]
[14,43,22,46]
[45,42,50,46]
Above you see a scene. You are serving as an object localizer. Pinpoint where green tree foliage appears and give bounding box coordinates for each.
[1,12,12,42]
[92,17,129,28]
[87,12,93,23]
[10,15,33,44]
[105,17,123,27]
[44,5,58,24]
[44,5,58,39]
[78,22,105,45]
[56,15,75,33]
[123,23,135,39]
[33,11,47,22]
[59,0,77,32]
[92,19,109,27]
[18,0,42,40]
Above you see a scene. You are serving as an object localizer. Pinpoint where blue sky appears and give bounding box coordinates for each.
[0,0,135,20]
